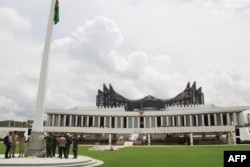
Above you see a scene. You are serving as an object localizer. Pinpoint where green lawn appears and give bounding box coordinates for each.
[1,143,250,167]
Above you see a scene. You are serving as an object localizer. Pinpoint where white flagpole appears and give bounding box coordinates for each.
[32,0,56,132]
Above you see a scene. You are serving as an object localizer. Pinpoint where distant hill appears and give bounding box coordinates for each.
[0,120,31,127]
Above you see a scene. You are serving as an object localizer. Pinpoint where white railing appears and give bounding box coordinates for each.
[43,125,235,134]
[165,104,215,111]
[66,106,126,112]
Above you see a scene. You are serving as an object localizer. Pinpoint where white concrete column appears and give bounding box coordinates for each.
[201,114,205,126]
[220,113,223,125]
[161,116,163,126]
[86,116,89,127]
[148,134,151,146]
[75,115,78,127]
[109,134,112,146]
[184,115,187,126]
[121,117,123,128]
[132,117,134,128]
[238,112,245,126]
[92,116,95,127]
[190,133,193,146]
[227,113,230,125]
[126,117,129,128]
[97,116,100,127]
[137,117,140,128]
[81,116,84,127]
[233,112,237,125]
[115,117,118,128]
[189,115,192,126]
[143,117,146,128]
[172,116,175,126]
[69,115,72,127]
[104,116,106,127]
[155,117,157,127]
[208,114,211,126]
[214,114,217,126]
[149,117,152,128]
[178,116,181,126]
[166,116,169,126]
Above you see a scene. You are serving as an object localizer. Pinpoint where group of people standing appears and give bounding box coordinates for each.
[45,133,79,159]
[4,131,26,159]
[4,131,79,159]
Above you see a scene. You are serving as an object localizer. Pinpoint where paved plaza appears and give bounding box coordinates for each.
[0,154,103,167]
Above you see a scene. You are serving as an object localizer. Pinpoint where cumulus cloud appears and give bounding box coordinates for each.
[1,1,250,122]
[0,95,27,121]
[200,64,250,106]
[202,0,250,16]
[0,7,37,121]
[0,7,30,32]
[73,16,123,51]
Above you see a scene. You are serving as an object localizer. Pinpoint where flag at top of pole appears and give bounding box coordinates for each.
[54,0,59,24]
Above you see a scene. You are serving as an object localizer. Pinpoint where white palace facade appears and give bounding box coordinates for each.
[43,83,250,145]
[44,104,250,145]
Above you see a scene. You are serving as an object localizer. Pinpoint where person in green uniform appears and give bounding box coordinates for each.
[65,134,71,158]
[45,133,52,158]
[72,134,79,159]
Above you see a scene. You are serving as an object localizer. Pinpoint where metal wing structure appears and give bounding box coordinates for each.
[96,81,204,111]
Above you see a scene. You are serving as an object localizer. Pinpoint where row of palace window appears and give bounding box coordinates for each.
[47,112,239,128]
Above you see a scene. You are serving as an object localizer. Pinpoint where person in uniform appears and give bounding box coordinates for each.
[45,133,52,158]
[51,134,57,157]
[72,134,79,159]
[18,133,26,157]
[65,134,71,158]
[10,131,17,157]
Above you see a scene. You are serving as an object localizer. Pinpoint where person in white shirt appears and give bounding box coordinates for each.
[57,134,67,159]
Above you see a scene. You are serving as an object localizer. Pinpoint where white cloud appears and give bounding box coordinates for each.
[0,95,27,121]
[1,1,250,121]
[200,64,250,106]
[0,7,30,32]
[0,96,24,111]
[73,16,123,51]
[203,0,250,16]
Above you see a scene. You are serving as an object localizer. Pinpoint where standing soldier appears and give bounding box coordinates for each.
[18,133,26,157]
[72,134,79,159]
[65,134,71,158]
[10,131,17,157]
[51,134,57,157]
[45,133,52,158]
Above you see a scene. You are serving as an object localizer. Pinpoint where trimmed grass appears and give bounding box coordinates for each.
[82,145,250,167]
[1,143,250,167]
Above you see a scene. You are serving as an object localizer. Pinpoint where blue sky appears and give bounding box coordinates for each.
[1,0,250,121]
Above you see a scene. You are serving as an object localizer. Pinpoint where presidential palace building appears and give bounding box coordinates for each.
[44,82,250,145]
